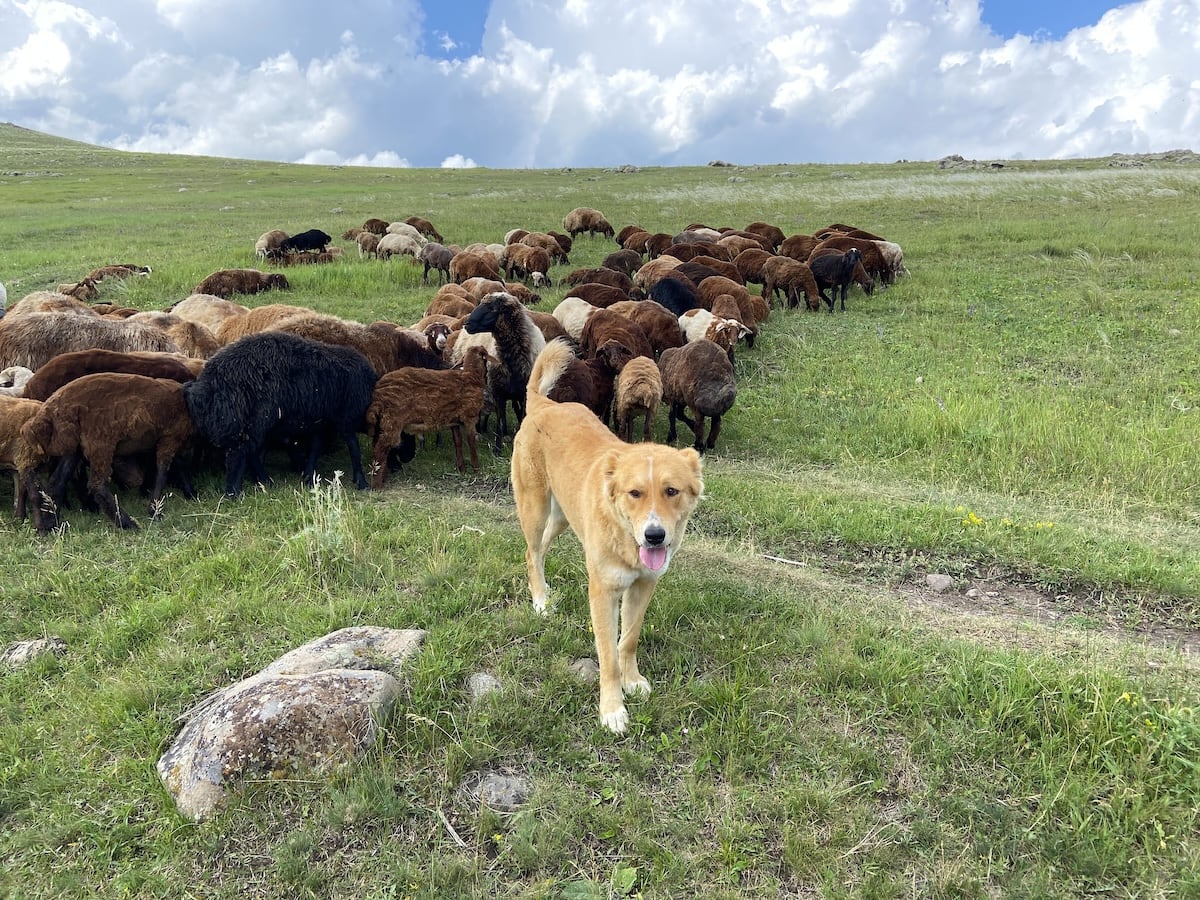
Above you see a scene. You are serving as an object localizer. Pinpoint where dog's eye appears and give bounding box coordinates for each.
[629,489,642,499]
[664,486,679,497]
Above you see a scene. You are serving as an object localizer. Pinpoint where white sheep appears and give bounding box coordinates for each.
[377,232,423,261]
[552,297,598,341]
[384,221,427,245]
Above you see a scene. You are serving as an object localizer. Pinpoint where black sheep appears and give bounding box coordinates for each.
[808,247,863,312]
[182,332,378,495]
[279,228,332,254]
[648,275,700,316]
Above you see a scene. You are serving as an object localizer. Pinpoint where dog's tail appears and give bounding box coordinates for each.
[526,337,576,402]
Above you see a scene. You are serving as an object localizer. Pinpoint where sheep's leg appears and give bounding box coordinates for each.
[340,430,369,490]
[11,470,23,520]
[462,424,480,472]
[87,450,137,530]
[641,410,653,443]
[706,414,723,451]
[48,452,81,511]
[22,473,57,533]
[449,425,466,472]
[223,446,250,496]
[301,433,324,487]
[692,414,708,454]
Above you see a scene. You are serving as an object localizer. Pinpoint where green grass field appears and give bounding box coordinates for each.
[1,123,1198,898]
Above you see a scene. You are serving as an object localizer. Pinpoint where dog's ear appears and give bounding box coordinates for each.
[601,448,625,502]
[678,447,704,497]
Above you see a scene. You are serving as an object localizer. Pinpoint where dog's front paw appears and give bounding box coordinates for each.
[531,595,553,616]
[600,705,630,734]
[622,677,651,698]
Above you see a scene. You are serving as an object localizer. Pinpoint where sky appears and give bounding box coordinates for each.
[0,0,1195,170]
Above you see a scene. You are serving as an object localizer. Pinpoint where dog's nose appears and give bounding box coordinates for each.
[644,525,666,546]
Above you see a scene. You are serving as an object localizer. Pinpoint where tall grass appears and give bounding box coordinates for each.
[1,125,1199,896]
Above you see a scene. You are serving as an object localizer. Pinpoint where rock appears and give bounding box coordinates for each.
[158,626,425,820]
[568,658,599,683]
[458,771,532,813]
[1,636,67,668]
[468,672,502,702]
[925,574,955,593]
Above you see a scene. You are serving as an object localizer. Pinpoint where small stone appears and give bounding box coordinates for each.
[965,588,980,599]
[459,771,531,813]
[925,574,954,593]
[468,672,502,702]
[568,658,599,683]
[1,636,67,668]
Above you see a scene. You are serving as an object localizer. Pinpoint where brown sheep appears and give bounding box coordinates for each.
[614,224,646,245]
[5,291,97,319]
[552,297,599,341]
[600,249,643,276]
[679,308,747,362]
[519,231,569,264]
[743,222,785,251]
[450,251,501,284]
[193,268,289,300]
[565,267,635,293]
[614,356,663,443]
[562,207,615,239]
[779,234,819,261]
[527,311,570,344]
[644,232,674,259]
[761,256,822,310]
[366,344,490,486]
[166,294,249,334]
[362,217,390,235]
[0,395,57,532]
[812,235,894,286]
[564,283,629,309]
[620,229,652,254]
[356,231,382,259]
[461,277,507,302]
[0,313,181,371]
[504,243,552,285]
[268,312,446,376]
[341,227,364,240]
[633,257,684,291]
[404,215,444,243]
[659,339,737,454]
[686,255,743,283]
[606,300,686,355]
[20,373,198,529]
[424,294,476,319]
[86,263,153,282]
[733,247,774,287]
[214,303,312,344]
[580,309,654,361]
[56,279,101,302]
[710,292,758,349]
[22,348,199,402]
[535,337,634,425]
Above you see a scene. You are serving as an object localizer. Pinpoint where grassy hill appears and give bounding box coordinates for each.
[1,124,1198,897]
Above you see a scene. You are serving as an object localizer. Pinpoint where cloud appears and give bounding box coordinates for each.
[0,0,1196,167]
[440,154,477,168]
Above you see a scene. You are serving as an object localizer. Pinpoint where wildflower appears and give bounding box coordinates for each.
[961,511,985,527]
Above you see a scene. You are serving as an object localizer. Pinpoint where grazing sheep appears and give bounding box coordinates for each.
[418,242,454,284]
[214,303,312,344]
[193,268,289,300]
[527,310,569,344]
[530,337,633,425]
[808,247,865,311]
[709,292,757,349]
[0,366,34,397]
[552,297,599,340]
[356,232,381,259]
[504,243,552,285]
[166,294,249,333]
[659,340,737,454]
[743,222,785,251]
[5,291,97,318]
[565,266,635,293]
[461,277,507,302]
[873,240,907,279]
[606,300,686,355]
[362,217,390,235]
[644,232,674,258]
[761,256,821,310]
[404,215,444,243]
[87,263,153,282]
[733,247,774,287]
[580,308,654,361]
[519,232,569,264]
[342,227,364,240]
[679,308,747,361]
[614,356,663,443]
[183,332,379,495]
[20,373,198,529]
[779,234,819,261]
[812,235,893,286]
[424,294,476,320]
[648,273,701,316]
[279,229,332,254]
[0,395,58,532]
[377,232,423,261]
[633,256,684,291]
[385,220,427,244]
[564,282,629,309]
[449,250,501,284]
[601,249,643,277]
[620,229,652,254]
[255,230,290,260]
[56,279,100,302]
[125,312,219,359]
[562,207,615,239]
[269,312,446,377]
[0,312,181,371]
[366,344,491,486]
[457,292,546,452]
[22,349,199,403]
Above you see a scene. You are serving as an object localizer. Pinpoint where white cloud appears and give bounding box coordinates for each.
[440,154,477,168]
[0,0,1196,168]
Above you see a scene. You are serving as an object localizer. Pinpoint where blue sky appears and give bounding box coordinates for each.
[1,0,1192,169]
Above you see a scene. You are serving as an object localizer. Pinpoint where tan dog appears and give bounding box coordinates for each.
[511,339,704,733]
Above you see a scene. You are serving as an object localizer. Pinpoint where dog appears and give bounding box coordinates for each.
[511,339,704,733]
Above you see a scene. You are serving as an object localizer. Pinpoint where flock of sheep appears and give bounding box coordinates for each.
[0,206,904,532]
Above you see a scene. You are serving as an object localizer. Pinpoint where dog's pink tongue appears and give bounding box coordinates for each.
[640,545,668,571]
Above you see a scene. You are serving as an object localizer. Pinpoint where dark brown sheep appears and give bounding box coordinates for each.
[269,313,447,376]
[20,373,197,529]
[659,340,737,454]
[600,249,643,276]
[504,243,552,286]
[450,251,502,284]
[564,283,630,309]
[22,349,199,402]
[779,234,819,261]
[404,215,444,243]
[579,309,654,361]
[761,256,822,310]
[193,268,289,300]
[614,224,646,246]
[565,267,635,293]
[362,217,390,235]
[743,222,785,251]
[733,247,774,286]
[0,395,57,532]
[606,300,686,355]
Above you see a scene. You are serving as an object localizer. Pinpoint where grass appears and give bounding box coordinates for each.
[1,123,1199,897]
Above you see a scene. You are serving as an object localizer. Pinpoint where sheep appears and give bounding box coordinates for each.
[808,247,866,311]
[505,281,543,305]
[580,308,654,361]
[193,268,289,300]
[552,297,599,340]
[255,230,290,260]
[743,222,785,251]
[183,332,379,495]
[404,215,444,243]
[733,247,774,287]
[614,224,645,245]
[56,279,100,302]
[529,337,633,425]
[662,242,725,263]
[365,344,491,486]
[620,229,652,254]
[424,294,476,320]
[0,313,181,371]
[503,229,529,245]
[679,308,747,361]
[565,266,635,293]
[873,240,908,279]
[0,366,34,397]
[817,223,886,241]
[125,311,220,359]
[659,339,737,454]
[22,349,199,402]
[647,273,701,316]
[613,356,664,443]
[377,231,423,261]
[696,275,758,320]
[279,229,332,254]
[342,227,364,240]
[645,232,674,258]
[760,256,822,310]
[269,312,447,377]
[709,292,758,349]
[361,217,390,235]
[779,234,819,261]
[527,311,569,344]
[504,243,552,285]
[633,256,684,291]
[562,207,615,239]
[812,235,893,286]
[450,250,501,284]
[547,230,573,258]
[0,395,57,532]
[385,221,427,245]
[600,249,643,277]
[356,232,381,259]
[4,291,97,318]
[418,242,454,284]
[606,300,686,355]
[20,373,198,529]
[564,283,629,309]
[519,231,569,264]
[457,292,546,452]
[166,294,249,333]
[461,277,507,302]
[215,303,313,344]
